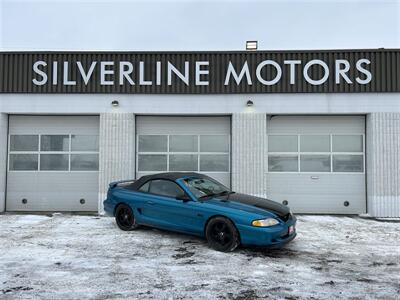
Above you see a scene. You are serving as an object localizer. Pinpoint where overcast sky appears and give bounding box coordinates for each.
[0,0,399,51]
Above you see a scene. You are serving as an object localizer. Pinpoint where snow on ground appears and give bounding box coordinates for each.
[0,214,399,300]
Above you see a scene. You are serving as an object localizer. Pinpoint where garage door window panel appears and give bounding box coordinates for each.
[268,134,364,173]
[9,154,38,171]
[9,134,99,172]
[71,154,99,171]
[9,135,40,171]
[169,135,198,152]
[138,154,167,172]
[200,135,229,152]
[40,154,69,171]
[300,135,330,152]
[332,135,363,152]
[71,135,99,152]
[138,134,230,173]
[138,135,167,152]
[268,135,298,152]
[332,135,364,173]
[169,154,198,171]
[10,135,39,151]
[268,155,298,172]
[333,155,364,172]
[40,135,69,151]
[200,154,229,172]
[299,135,331,172]
[300,155,331,172]
[70,135,99,171]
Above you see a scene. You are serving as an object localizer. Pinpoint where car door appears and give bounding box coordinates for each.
[143,179,203,235]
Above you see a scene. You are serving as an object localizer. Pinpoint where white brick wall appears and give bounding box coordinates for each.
[0,114,7,212]
[98,113,135,214]
[367,112,400,217]
[231,113,267,197]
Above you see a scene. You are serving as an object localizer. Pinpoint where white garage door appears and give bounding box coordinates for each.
[6,116,99,211]
[266,115,366,214]
[136,116,231,187]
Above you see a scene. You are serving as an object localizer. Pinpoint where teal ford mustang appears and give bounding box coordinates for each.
[104,172,296,252]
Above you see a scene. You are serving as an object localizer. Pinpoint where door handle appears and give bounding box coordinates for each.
[310,176,319,180]
[147,201,155,205]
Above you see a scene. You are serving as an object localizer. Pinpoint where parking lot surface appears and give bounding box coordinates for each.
[0,214,399,299]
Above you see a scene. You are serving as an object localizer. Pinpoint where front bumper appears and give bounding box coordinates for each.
[237,217,297,247]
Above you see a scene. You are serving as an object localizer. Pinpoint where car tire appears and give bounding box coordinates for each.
[115,204,138,231]
[205,217,240,252]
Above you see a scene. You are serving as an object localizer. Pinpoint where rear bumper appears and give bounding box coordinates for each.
[237,218,297,247]
[103,199,114,217]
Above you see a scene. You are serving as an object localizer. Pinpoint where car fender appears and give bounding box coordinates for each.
[113,201,131,216]
[203,214,242,242]
[199,201,267,226]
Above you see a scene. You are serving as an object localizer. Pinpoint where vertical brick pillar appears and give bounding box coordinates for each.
[366,112,400,217]
[0,114,7,212]
[231,113,267,197]
[98,113,135,214]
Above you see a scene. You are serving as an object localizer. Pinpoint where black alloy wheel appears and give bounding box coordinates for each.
[115,204,138,231]
[205,217,240,252]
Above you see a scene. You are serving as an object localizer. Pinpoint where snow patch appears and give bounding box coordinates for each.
[0,214,399,299]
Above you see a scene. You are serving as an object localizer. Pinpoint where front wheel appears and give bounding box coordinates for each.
[115,204,138,231]
[205,217,240,252]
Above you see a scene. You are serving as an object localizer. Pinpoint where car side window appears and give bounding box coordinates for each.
[149,179,184,198]
[138,181,150,193]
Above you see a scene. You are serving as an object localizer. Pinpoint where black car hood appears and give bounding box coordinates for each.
[219,193,290,217]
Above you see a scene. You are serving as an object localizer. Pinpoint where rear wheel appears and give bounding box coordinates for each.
[205,217,240,252]
[115,204,138,231]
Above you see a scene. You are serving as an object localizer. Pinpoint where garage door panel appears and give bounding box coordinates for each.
[267,174,365,213]
[7,172,99,211]
[266,195,365,214]
[136,116,230,135]
[267,115,366,214]
[9,116,99,135]
[136,116,231,187]
[268,116,365,134]
[6,116,99,212]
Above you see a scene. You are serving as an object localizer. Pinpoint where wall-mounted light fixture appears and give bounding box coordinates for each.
[111,100,119,107]
[246,40,258,51]
[246,100,254,107]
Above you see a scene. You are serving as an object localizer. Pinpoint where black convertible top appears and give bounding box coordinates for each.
[114,172,291,217]
[128,172,210,191]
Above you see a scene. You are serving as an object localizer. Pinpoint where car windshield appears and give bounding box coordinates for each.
[182,177,232,199]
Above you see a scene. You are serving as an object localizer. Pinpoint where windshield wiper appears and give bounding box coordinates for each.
[198,193,217,200]
[198,190,234,200]
[217,190,235,196]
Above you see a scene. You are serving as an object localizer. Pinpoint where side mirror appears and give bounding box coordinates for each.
[176,193,191,202]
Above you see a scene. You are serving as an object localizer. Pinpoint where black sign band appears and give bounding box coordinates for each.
[1,50,399,93]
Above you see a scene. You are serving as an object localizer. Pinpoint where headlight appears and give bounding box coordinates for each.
[251,218,279,227]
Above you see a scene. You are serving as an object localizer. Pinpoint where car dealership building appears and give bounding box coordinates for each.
[0,49,399,217]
